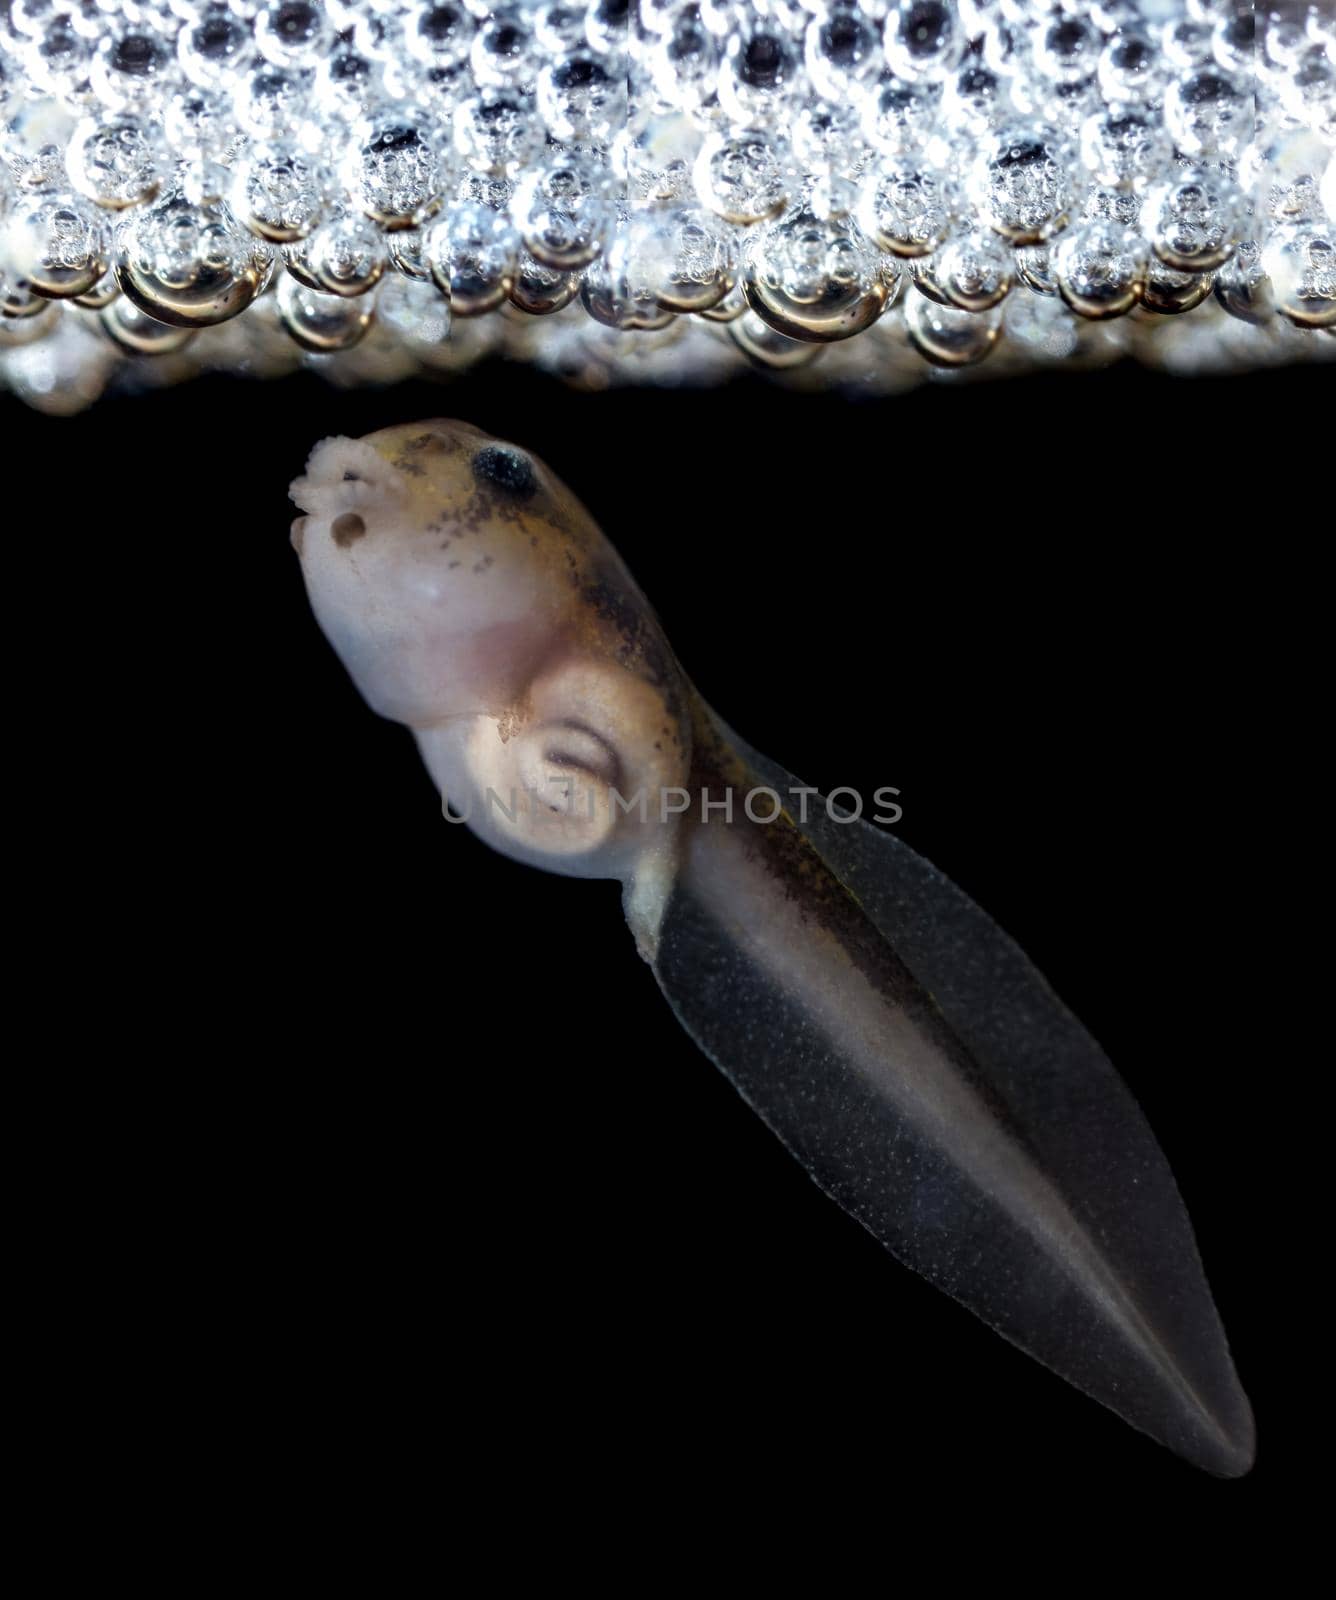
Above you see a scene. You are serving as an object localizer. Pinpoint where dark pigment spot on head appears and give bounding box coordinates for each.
[332,512,366,547]
[393,433,450,474]
[472,445,537,500]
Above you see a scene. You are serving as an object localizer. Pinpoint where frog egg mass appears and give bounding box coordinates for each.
[3,1,1334,411]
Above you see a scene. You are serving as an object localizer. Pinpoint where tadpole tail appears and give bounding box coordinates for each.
[646,704,1254,1477]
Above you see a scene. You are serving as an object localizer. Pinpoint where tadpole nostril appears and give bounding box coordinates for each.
[332,512,367,547]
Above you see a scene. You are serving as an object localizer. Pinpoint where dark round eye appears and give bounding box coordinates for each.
[472,445,537,500]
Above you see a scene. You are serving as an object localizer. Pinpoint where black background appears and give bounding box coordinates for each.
[8,353,1307,1544]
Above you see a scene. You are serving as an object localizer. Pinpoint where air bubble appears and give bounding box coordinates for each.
[1055,219,1147,319]
[534,3,582,57]
[908,250,950,305]
[1,266,53,320]
[970,125,1073,244]
[276,270,376,350]
[694,128,790,227]
[698,282,746,323]
[883,2,966,87]
[942,61,1013,134]
[652,206,736,315]
[0,0,1330,406]
[90,25,173,113]
[1213,237,1271,325]
[720,19,800,123]
[388,226,430,281]
[511,148,613,270]
[580,226,676,332]
[230,141,327,242]
[425,198,517,314]
[315,45,383,122]
[1262,223,1336,329]
[72,273,120,311]
[308,209,387,295]
[178,7,257,89]
[164,88,242,163]
[507,250,580,315]
[903,288,1002,365]
[1031,12,1102,87]
[805,4,882,102]
[0,295,59,346]
[99,294,198,353]
[860,76,942,158]
[22,14,93,103]
[115,191,273,326]
[344,110,445,229]
[937,227,1013,311]
[234,64,316,143]
[1141,260,1212,315]
[67,114,163,210]
[742,208,889,342]
[1016,242,1056,296]
[856,160,953,257]
[470,7,536,89]
[3,190,109,297]
[254,1,337,72]
[584,0,628,58]
[1161,17,1212,71]
[791,102,866,179]
[1211,10,1254,76]
[1165,68,1250,159]
[5,96,74,191]
[1080,105,1172,190]
[537,52,622,144]
[1142,165,1242,272]
[1097,28,1163,102]
[645,6,718,113]
[728,306,825,370]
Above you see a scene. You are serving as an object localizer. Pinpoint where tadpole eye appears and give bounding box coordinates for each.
[472,445,537,500]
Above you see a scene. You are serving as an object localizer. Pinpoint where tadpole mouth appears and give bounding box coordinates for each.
[289,435,406,519]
